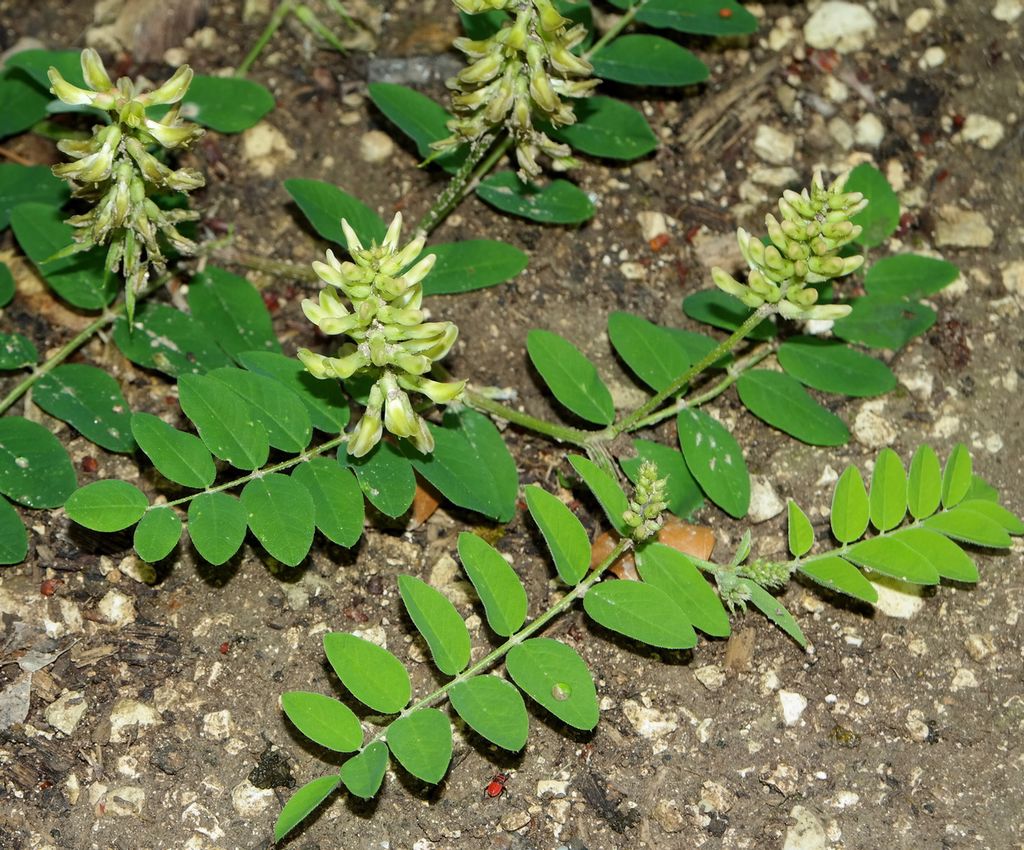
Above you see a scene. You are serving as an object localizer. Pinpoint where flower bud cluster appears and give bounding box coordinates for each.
[48,49,205,317]
[740,558,791,590]
[711,172,868,322]
[298,213,466,458]
[433,0,598,180]
[623,460,668,542]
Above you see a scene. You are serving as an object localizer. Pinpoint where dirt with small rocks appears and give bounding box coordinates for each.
[1,2,1022,850]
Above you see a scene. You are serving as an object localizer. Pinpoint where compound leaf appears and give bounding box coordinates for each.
[398,575,471,676]
[457,532,528,637]
[449,676,529,752]
[241,474,316,566]
[65,480,147,532]
[323,632,410,714]
[525,484,591,585]
[506,638,599,730]
[281,691,363,752]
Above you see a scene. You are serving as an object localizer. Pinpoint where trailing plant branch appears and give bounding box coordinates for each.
[236,0,295,77]
[463,385,594,447]
[584,0,650,59]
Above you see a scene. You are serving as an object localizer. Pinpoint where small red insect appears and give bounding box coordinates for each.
[219,641,230,655]
[719,7,732,17]
[485,772,510,798]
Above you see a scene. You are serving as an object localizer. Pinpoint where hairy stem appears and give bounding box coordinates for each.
[0,274,169,417]
[368,535,634,745]
[157,434,347,510]
[463,386,595,447]
[237,0,294,77]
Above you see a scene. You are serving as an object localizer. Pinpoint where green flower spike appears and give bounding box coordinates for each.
[48,49,205,320]
[434,0,598,180]
[623,460,668,542]
[298,213,466,458]
[711,171,868,322]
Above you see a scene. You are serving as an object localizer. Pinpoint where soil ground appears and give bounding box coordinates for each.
[1,2,1023,849]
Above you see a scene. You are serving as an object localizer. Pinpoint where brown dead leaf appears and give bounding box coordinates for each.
[590,517,716,581]
[724,627,756,673]
[409,480,441,529]
[0,249,94,333]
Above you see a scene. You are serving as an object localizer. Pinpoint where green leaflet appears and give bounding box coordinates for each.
[476,172,595,224]
[292,460,364,548]
[584,580,697,649]
[832,296,936,351]
[403,409,518,522]
[777,336,896,398]
[906,444,942,520]
[549,96,658,161]
[284,178,387,248]
[527,329,614,425]
[10,204,116,310]
[635,542,730,637]
[676,408,750,519]
[830,466,869,544]
[740,579,806,647]
[506,638,599,730]
[340,741,389,799]
[592,34,708,87]
[341,440,416,518]
[449,676,529,751]
[923,505,1012,548]
[0,496,28,565]
[281,691,363,752]
[387,708,452,785]
[397,575,471,676]
[0,417,77,509]
[131,413,216,489]
[187,268,281,361]
[843,536,939,585]
[0,69,50,139]
[208,367,312,453]
[736,370,850,446]
[238,350,351,434]
[620,439,703,519]
[274,775,341,842]
[960,499,1024,534]
[114,304,233,377]
[798,556,877,604]
[626,0,758,35]
[892,528,978,583]
[133,507,182,563]
[787,500,814,558]
[178,373,269,470]
[869,448,907,532]
[682,290,776,340]
[567,454,631,536]
[367,82,466,173]
[157,75,274,133]
[187,492,247,565]
[65,480,147,532]
[844,162,900,248]
[0,263,14,307]
[0,164,68,230]
[323,632,410,714]
[456,532,528,637]
[241,474,316,566]
[421,240,528,296]
[607,312,691,393]
[33,364,134,453]
[525,484,591,586]
[941,444,972,509]
[864,254,960,299]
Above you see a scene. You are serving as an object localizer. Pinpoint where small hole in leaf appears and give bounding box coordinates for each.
[552,682,571,702]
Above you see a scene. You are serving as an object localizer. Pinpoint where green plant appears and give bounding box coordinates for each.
[273,443,1021,840]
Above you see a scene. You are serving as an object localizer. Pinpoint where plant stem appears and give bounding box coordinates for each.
[158,434,347,510]
[464,386,594,447]
[584,0,650,59]
[612,304,776,436]
[626,340,777,433]
[237,0,294,77]
[367,536,634,746]
[415,133,512,238]
[226,252,316,280]
[0,275,168,417]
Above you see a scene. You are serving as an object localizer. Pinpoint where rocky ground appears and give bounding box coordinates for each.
[1,1,1023,849]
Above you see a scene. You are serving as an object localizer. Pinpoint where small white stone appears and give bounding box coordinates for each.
[548,798,571,823]
[898,368,933,401]
[951,668,979,691]
[109,699,160,743]
[934,205,995,248]
[993,0,1023,23]
[242,122,297,177]
[622,699,677,739]
[619,261,647,281]
[231,780,275,817]
[853,400,897,448]
[871,575,926,619]
[822,76,849,103]
[749,165,799,187]
[779,690,808,726]
[961,114,1005,150]
[764,763,800,795]
[804,2,877,53]
[985,433,1004,454]
[536,779,569,798]
[753,124,796,165]
[699,781,734,813]
[918,46,946,69]
[854,114,884,148]
[932,414,961,439]
[636,210,668,243]
[97,590,136,628]
[103,786,145,817]
[694,664,727,691]
[905,8,933,33]
[768,16,796,51]
[830,790,860,809]
[1001,260,1024,296]
[783,805,827,850]
[45,690,87,736]
[359,130,395,164]
[500,810,531,832]
[202,709,233,740]
[748,475,785,523]
[965,633,995,661]
[905,709,930,742]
